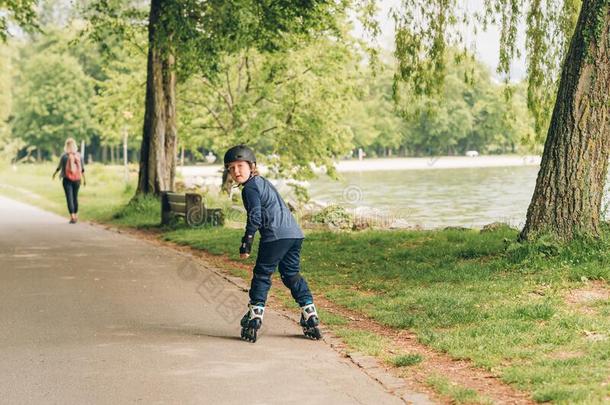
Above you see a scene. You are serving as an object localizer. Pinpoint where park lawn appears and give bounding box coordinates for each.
[164,226,610,403]
[2,163,610,403]
[0,163,140,222]
[0,163,237,228]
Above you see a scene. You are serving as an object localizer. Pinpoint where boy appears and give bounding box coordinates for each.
[224,145,321,343]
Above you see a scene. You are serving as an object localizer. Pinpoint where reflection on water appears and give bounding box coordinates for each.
[308,166,543,229]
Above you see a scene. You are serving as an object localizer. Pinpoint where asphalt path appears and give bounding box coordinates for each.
[0,195,411,405]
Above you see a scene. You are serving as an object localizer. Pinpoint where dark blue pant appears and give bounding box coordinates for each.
[62,178,80,214]
[249,238,313,307]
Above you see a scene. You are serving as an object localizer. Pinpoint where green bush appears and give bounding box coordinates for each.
[310,205,354,230]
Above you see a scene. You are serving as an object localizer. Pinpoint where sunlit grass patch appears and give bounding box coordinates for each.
[332,328,390,357]
[426,373,492,404]
[390,353,423,367]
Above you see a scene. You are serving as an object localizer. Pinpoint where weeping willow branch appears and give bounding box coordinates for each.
[389,0,582,139]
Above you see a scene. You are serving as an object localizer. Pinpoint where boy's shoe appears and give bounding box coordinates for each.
[240,303,264,343]
[300,303,322,340]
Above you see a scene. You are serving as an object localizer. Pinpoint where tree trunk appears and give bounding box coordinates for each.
[123,128,129,183]
[136,0,177,195]
[521,0,610,241]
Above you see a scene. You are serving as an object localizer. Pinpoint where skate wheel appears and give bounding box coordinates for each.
[303,327,322,340]
[249,328,257,343]
[241,327,258,343]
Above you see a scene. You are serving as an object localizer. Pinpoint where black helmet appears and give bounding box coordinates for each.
[224,145,256,168]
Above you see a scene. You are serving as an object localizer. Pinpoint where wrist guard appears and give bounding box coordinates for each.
[240,235,254,254]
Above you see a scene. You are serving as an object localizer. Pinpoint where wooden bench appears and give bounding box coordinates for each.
[161,192,224,227]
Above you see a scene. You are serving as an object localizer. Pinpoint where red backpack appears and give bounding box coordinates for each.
[65,153,82,181]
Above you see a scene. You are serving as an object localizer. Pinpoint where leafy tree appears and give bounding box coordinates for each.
[0,0,39,41]
[521,0,610,240]
[2,3,107,163]
[404,70,474,155]
[0,41,13,141]
[86,0,347,195]
[93,38,146,152]
[11,49,96,158]
[347,65,406,157]
[386,0,609,239]
[0,40,26,163]
[396,55,490,155]
[468,84,537,154]
[179,35,357,180]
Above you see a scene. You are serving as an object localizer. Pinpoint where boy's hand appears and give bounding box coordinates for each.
[239,235,254,257]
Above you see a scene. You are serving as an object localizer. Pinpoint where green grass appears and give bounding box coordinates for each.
[426,373,492,404]
[160,212,610,403]
[332,328,390,357]
[3,163,610,403]
[390,353,423,367]
[110,193,161,228]
[0,163,139,221]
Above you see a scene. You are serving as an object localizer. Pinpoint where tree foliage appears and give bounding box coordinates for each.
[0,0,39,41]
[4,0,548,168]
[0,41,13,140]
[12,48,96,157]
[349,54,536,156]
[390,0,582,141]
[0,40,26,163]
[178,35,357,179]
[84,0,347,81]
[93,35,146,149]
[84,0,351,194]
[346,64,406,156]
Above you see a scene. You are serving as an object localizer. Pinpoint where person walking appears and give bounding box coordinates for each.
[52,138,86,224]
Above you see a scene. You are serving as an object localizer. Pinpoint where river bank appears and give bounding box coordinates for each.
[177,156,544,231]
[334,155,541,172]
[177,155,542,184]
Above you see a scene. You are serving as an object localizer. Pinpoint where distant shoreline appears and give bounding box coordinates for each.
[333,155,541,172]
[178,155,542,179]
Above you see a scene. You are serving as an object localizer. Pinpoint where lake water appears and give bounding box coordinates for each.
[308,166,541,229]
[179,161,610,230]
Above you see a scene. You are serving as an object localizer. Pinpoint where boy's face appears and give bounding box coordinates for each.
[227,160,252,184]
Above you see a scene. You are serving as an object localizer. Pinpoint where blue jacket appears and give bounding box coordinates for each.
[241,175,304,243]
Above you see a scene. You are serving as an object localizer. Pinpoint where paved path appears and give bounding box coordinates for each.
[0,196,412,405]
